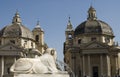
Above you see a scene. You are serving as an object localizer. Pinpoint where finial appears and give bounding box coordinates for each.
[69,16,70,21]
[90,0,95,8]
[15,10,20,17]
[37,21,40,25]
[90,0,93,7]
[35,20,40,28]
[68,16,71,25]
[16,9,18,12]
[66,16,73,31]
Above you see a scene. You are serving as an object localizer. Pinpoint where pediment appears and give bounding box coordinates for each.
[0,43,22,51]
[84,41,108,49]
[0,43,23,56]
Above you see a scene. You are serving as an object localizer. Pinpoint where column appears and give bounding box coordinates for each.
[71,54,74,72]
[74,56,76,77]
[118,54,120,75]
[14,57,16,62]
[115,56,118,70]
[115,55,118,74]
[83,55,85,76]
[72,53,76,77]
[1,56,4,77]
[88,55,91,76]
[100,55,103,76]
[79,55,82,77]
[106,55,111,77]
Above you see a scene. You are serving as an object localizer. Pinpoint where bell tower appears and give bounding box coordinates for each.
[65,17,74,41]
[32,21,45,53]
[64,17,74,54]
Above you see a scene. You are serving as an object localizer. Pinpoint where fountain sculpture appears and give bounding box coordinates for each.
[10,48,69,77]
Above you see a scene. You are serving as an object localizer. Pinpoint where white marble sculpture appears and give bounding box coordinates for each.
[10,48,60,74]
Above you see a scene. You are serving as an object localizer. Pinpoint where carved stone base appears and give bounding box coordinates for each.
[13,73,69,77]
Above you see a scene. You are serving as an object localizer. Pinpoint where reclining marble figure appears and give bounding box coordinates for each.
[10,48,59,74]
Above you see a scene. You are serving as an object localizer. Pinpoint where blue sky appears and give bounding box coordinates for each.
[0,0,120,61]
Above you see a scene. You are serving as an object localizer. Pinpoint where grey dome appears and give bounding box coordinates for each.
[74,6,114,36]
[0,24,34,39]
[74,20,114,36]
[0,12,34,39]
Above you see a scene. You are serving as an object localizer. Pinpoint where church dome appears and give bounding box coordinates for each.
[0,12,34,39]
[74,6,114,36]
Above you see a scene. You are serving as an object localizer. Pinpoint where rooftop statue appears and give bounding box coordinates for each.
[10,48,60,74]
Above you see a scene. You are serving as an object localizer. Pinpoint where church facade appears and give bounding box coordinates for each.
[0,12,47,77]
[64,6,120,77]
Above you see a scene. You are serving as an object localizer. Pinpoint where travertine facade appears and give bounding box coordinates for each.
[0,12,47,77]
[64,6,120,77]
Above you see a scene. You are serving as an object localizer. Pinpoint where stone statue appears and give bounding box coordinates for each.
[10,48,59,74]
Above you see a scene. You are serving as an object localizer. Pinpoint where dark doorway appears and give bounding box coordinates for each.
[93,66,99,77]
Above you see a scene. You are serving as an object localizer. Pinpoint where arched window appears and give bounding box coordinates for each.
[16,19,17,22]
[35,35,39,42]
[68,34,72,39]
[105,37,110,43]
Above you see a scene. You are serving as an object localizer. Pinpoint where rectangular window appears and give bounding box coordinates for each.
[78,39,81,44]
[91,37,96,41]
[31,42,33,48]
[10,40,15,44]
